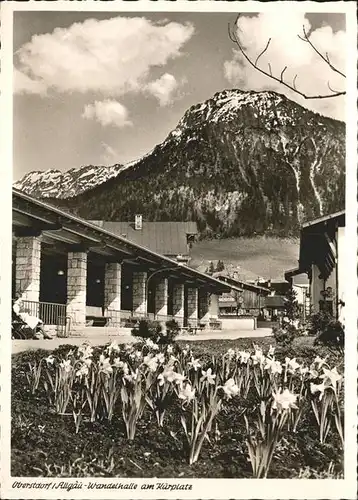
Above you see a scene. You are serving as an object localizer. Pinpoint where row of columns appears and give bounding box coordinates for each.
[14,236,219,328]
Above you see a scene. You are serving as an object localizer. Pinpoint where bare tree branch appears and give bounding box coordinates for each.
[228,16,346,100]
[298,25,346,78]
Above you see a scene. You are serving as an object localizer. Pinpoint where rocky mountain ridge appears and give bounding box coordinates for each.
[14,89,345,238]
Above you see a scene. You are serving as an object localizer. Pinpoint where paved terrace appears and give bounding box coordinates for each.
[12,327,272,354]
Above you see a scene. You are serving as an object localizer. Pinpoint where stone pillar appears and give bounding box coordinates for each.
[173,283,184,326]
[104,262,122,326]
[209,293,219,318]
[187,287,198,325]
[155,278,168,318]
[15,236,41,303]
[198,289,210,323]
[132,271,147,316]
[67,251,87,327]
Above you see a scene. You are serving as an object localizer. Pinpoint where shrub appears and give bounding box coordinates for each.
[272,323,297,348]
[131,319,162,341]
[131,319,180,345]
[307,311,344,353]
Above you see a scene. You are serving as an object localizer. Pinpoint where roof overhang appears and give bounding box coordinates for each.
[12,189,230,294]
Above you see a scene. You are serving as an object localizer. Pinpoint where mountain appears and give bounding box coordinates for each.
[15,89,345,237]
[13,164,125,199]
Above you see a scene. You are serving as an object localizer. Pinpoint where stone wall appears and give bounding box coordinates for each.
[172,283,184,326]
[187,287,198,323]
[155,278,168,317]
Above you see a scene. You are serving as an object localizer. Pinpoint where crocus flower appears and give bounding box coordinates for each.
[272,388,298,411]
[200,368,216,384]
[178,382,196,403]
[221,378,239,399]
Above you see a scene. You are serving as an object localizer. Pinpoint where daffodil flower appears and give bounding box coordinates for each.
[310,381,327,401]
[268,345,275,357]
[178,382,196,403]
[226,348,235,359]
[221,378,239,399]
[200,368,216,384]
[143,355,159,373]
[59,359,72,373]
[107,340,120,353]
[155,353,165,364]
[238,351,250,364]
[320,367,342,388]
[98,354,113,375]
[166,345,173,354]
[286,357,300,373]
[188,357,201,371]
[313,356,328,370]
[76,364,89,378]
[271,388,298,411]
[251,349,265,365]
[45,355,55,365]
[264,358,282,375]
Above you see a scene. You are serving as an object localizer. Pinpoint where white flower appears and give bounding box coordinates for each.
[98,354,113,375]
[320,367,342,388]
[78,344,93,359]
[145,339,159,351]
[135,350,143,360]
[155,353,165,364]
[188,357,201,371]
[238,351,251,364]
[313,356,328,369]
[124,344,133,351]
[166,345,173,354]
[286,357,300,373]
[251,349,265,365]
[76,364,89,378]
[226,348,235,359]
[59,360,72,373]
[143,355,158,373]
[272,388,298,411]
[310,381,327,401]
[45,355,55,365]
[124,369,139,382]
[107,340,120,354]
[200,368,216,384]
[113,358,124,369]
[173,372,186,385]
[264,358,282,375]
[221,378,239,399]
[178,382,196,403]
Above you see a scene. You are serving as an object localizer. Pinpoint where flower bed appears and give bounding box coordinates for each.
[11,338,344,478]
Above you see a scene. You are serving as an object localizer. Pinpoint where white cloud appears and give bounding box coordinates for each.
[224,13,346,120]
[14,16,194,97]
[82,100,132,128]
[14,68,47,95]
[145,73,179,106]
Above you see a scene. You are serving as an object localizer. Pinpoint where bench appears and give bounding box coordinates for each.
[86,306,111,327]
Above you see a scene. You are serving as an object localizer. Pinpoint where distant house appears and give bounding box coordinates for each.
[285,270,310,320]
[212,273,271,316]
[285,210,345,322]
[91,217,197,264]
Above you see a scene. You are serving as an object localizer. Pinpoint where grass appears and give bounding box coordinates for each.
[11,336,344,478]
[190,236,300,281]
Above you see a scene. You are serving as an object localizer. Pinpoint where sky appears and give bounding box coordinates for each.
[13,11,346,180]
